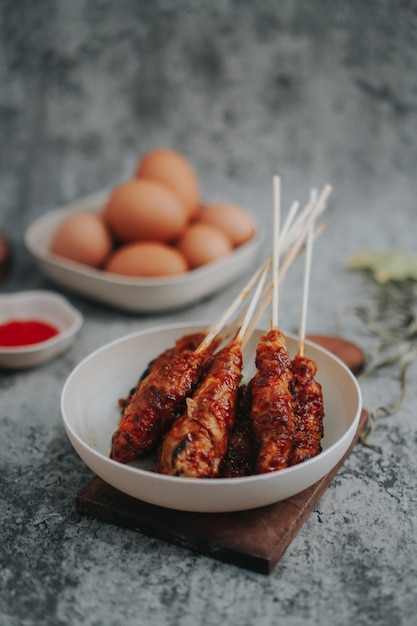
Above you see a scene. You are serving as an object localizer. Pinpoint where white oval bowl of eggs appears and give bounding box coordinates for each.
[25,150,263,313]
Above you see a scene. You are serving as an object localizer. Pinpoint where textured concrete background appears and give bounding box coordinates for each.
[1,1,417,625]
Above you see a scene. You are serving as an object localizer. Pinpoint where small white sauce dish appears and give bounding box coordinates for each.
[0,290,83,369]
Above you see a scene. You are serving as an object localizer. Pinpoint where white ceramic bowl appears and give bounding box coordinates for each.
[61,322,362,513]
[24,189,263,313]
[0,290,83,369]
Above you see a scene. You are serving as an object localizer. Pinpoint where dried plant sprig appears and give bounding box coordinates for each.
[360,346,417,445]
[345,257,417,444]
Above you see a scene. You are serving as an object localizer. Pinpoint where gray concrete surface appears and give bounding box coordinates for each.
[1,1,416,624]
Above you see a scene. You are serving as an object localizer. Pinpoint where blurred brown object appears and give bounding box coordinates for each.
[307,334,365,375]
[0,230,12,283]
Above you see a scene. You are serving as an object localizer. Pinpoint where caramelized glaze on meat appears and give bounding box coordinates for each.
[219,384,254,478]
[248,328,295,473]
[290,355,324,465]
[110,333,214,464]
[118,332,206,411]
[157,336,243,478]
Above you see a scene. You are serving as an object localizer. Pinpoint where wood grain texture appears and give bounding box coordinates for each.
[76,410,367,574]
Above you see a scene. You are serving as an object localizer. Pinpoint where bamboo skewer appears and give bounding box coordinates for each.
[234,200,304,343]
[297,220,315,357]
[196,182,331,355]
[280,200,300,245]
[271,175,281,330]
[297,188,317,357]
[286,184,330,244]
[242,211,328,345]
[194,258,271,355]
[197,191,302,352]
[235,262,270,343]
[278,184,331,282]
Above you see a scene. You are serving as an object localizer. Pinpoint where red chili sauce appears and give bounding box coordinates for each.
[0,319,59,347]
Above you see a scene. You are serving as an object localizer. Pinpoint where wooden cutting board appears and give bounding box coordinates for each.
[75,336,367,575]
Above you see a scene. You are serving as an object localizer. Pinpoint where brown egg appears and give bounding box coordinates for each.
[105,242,188,277]
[176,223,233,269]
[135,149,200,220]
[198,203,255,247]
[103,179,188,243]
[50,212,113,267]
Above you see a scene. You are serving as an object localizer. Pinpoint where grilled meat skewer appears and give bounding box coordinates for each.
[157,335,243,478]
[219,384,254,478]
[290,354,324,465]
[248,327,296,474]
[110,334,217,464]
[117,332,206,412]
